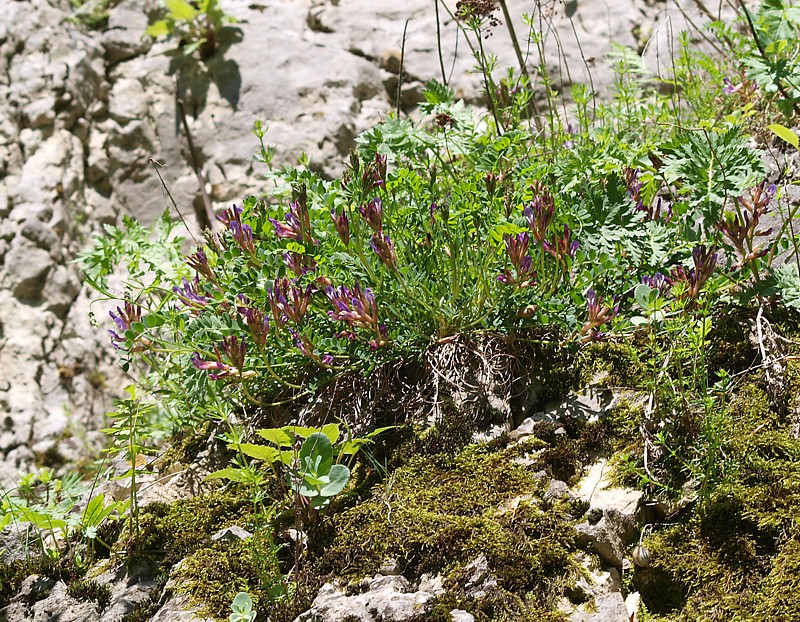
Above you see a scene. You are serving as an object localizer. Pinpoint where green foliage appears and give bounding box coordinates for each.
[146,0,237,60]
[662,127,765,236]
[61,1,800,620]
[68,0,113,29]
[230,592,257,622]
[741,0,800,115]
[0,468,126,565]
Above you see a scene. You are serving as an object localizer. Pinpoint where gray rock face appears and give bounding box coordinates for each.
[574,459,643,567]
[0,523,43,563]
[575,508,637,568]
[294,574,439,622]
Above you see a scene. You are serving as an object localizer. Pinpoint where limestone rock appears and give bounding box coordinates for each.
[211,524,253,543]
[0,523,43,563]
[294,574,438,622]
[575,508,636,568]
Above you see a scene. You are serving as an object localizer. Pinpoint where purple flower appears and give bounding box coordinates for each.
[283,251,317,277]
[722,78,742,94]
[191,351,232,380]
[671,245,718,301]
[360,197,384,233]
[191,336,247,380]
[230,221,256,256]
[217,205,256,255]
[580,289,619,342]
[269,192,317,246]
[186,249,216,283]
[269,213,303,243]
[624,167,672,222]
[108,302,143,350]
[217,205,243,228]
[369,232,397,269]
[719,181,775,269]
[641,273,673,295]
[499,232,535,286]
[330,208,350,246]
[288,328,333,367]
[325,282,387,346]
[524,181,555,245]
[268,277,311,326]
[361,153,387,191]
[544,224,579,262]
[172,276,209,315]
[238,305,269,351]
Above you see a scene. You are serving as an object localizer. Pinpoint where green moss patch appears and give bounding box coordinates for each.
[122,492,250,567]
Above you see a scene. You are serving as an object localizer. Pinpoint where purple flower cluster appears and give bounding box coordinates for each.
[218,205,256,256]
[498,232,535,287]
[361,153,387,192]
[108,301,143,350]
[623,167,672,222]
[524,181,555,246]
[330,208,350,246]
[356,197,398,269]
[172,276,209,315]
[543,224,580,263]
[283,251,317,277]
[269,189,317,247]
[581,289,619,342]
[186,249,216,283]
[236,295,270,351]
[325,282,388,348]
[289,328,334,366]
[718,181,775,269]
[191,335,247,380]
[268,277,311,327]
[520,181,579,264]
[641,272,673,295]
[671,245,718,301]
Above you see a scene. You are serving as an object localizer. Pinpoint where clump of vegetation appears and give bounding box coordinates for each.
[146,0,238,60]
[7,0,800,620]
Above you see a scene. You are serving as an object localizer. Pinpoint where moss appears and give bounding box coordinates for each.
[310,443,579,615]
[123,491,249,567]
[174,532,286,620]
[754,531,800,618]
[0,556,81,606]
[66,578,112,608]
[154,421,214,472]
[631,376,800,621]
[578,341,644,388]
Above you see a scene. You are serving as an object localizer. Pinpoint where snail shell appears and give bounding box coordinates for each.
[632,545,651,568]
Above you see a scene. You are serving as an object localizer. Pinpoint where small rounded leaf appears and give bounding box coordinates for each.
[319,464,350,497]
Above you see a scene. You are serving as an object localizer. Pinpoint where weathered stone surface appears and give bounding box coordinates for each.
[211,524,253,542]
[577,460,643,518]
[1,580,101,622]
[0,523,43,564]
[149,593,215,622]
[294,574,438,622]
[575,508,636,568]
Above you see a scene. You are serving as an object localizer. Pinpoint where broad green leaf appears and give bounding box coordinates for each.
[768,123,799,149]
[319,464,350,497]
[204,467,251,483]
[300,433,333,475]
[283,425,321,439]
[165,0,198,21]
[235,443,281,463]
[320,423,340,445]
[339,438,370,455]
[146,20,171,37]
[257,428,293,447]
